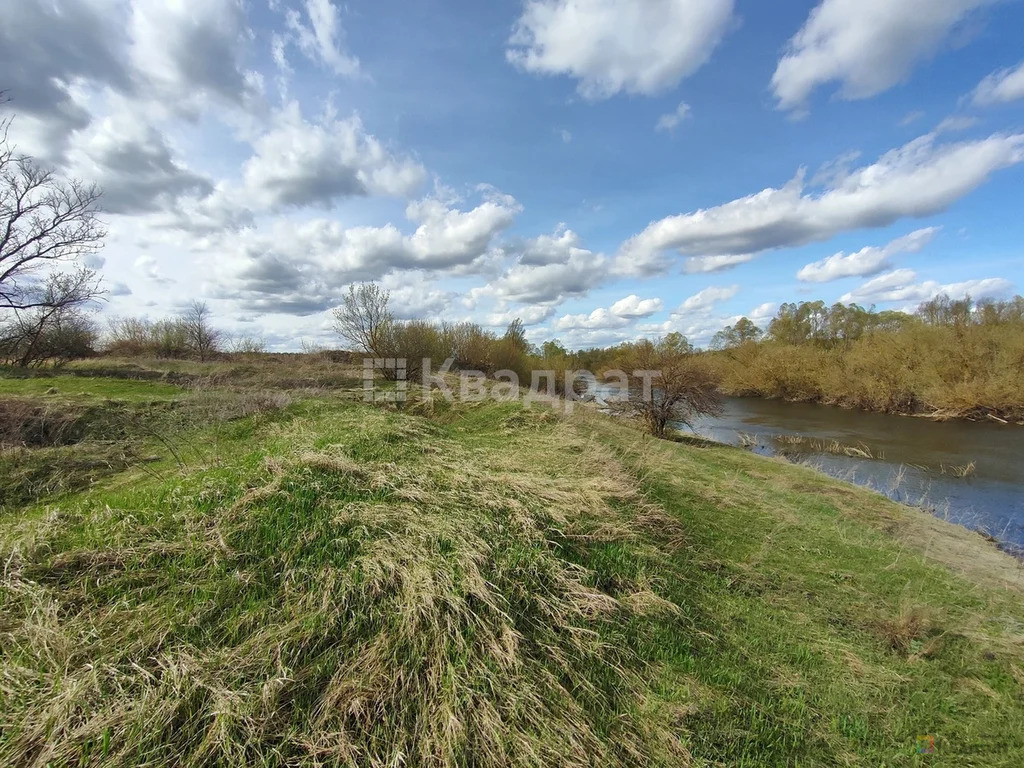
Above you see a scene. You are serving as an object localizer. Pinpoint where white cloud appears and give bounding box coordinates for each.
[553,307,630,332]
[284,0,360,77]
[241,102,427,210]
[489,305,556,327]
[656,102,692,133]
[476,250,607,306]
[609,295,664,318]
[134,254,173,284]
[516,225,593,266]
[128,0,264,115]
[748,302,778,326]
[972,60,1024,105]
[773,0,997,111]
[559,129,573,143]
[507,0,735,99]
[677,285,739,313]
[66,104,213,214]
[618,132,1024,275]
[840,268,1013,304]
[796,227,939,283]
[683,253,756,274]
[208,190,521,314]
[381,281,454,320]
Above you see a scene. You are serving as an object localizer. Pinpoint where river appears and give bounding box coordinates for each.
[595,388,1024,556]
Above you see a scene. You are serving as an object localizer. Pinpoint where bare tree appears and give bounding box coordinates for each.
[1,114,105,312]
[611,337,723,439]
[332,283,393,354]
[0,105,105,366]
[181,300,221,361]
[0,269,101,366]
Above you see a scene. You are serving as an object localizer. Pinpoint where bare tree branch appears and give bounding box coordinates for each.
[0,113,106,311]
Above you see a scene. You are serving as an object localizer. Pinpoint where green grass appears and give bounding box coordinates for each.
[0,374,185,401]
[1,367,1023,766]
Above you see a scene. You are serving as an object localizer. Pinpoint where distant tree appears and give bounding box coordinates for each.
[611,336,722,439]
[711,317,762,349]
[181,300,221,361]
[540,339,568,358]
[333,283,393,354]
[229,333,267,356]
[917,294,972,327]
[503,318,530,355]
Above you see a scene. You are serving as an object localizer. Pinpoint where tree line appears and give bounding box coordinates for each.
[704,296,1024,421]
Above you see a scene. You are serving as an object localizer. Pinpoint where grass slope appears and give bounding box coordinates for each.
[1,375,1023,766]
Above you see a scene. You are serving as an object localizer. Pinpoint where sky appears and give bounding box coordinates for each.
[4,0,1024,350]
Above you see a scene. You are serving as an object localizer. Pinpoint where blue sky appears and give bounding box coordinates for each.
[4,0,1024,348]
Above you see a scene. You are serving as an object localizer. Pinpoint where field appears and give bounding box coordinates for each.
[1,359,1023,766]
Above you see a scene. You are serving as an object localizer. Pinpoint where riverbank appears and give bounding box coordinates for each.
[721,389,1024,425]
[3,364,1024,765]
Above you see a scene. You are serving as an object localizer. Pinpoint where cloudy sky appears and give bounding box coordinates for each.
[5,0,1024,349]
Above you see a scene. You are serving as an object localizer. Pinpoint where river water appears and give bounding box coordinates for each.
[595,389,1024,556]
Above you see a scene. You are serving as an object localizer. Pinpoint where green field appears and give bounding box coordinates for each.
[1,365,1022,766]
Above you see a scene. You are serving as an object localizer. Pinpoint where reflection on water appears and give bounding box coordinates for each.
[595,387,1024,556]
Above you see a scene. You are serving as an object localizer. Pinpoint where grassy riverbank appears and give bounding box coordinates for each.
[2,361,1023,766]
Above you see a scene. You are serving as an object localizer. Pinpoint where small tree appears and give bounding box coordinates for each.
[0,269,101,366]
[333,283,393,355]
[181,300,221,361]
[611,336,722,438]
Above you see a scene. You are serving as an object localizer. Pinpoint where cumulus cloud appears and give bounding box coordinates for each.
[553,307,630,332]
[210,190,520,314]
[773,0,997,111]
[382,282,454,320]
[796,227,939,283]
[241,103,426,210]
[840,269,1013,304]
[488,305,556,327]
[507,0,735,99]
[514,225,593,266]
[609,295,664,318]
[67,107,213,214]
[677,285,739,314]
[478,250,608,305]
[1,0,264,163]
[618,132,1024,275]
[656,102,692,133]
[0,1,127,157]
[284,0,360,77]
[128,0,264,115]
[972,60,1024,105]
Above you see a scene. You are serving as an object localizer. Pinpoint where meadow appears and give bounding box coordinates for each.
[2,357,1023,766]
